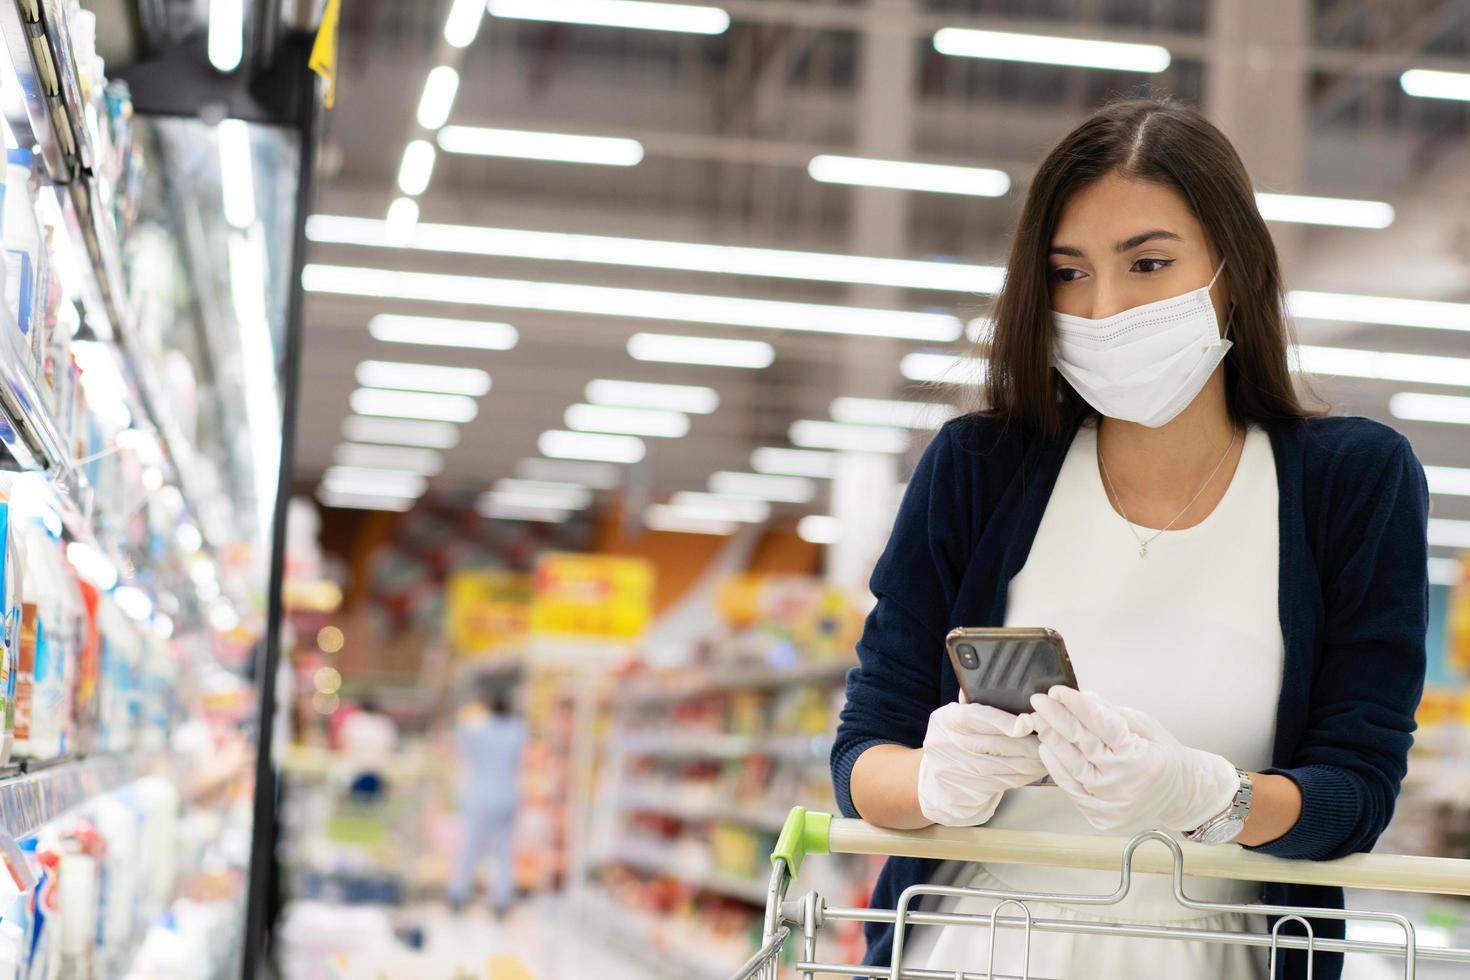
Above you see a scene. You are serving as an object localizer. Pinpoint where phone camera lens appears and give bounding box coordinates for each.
[957,644,980,670]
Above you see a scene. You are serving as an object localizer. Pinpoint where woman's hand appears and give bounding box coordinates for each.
[917,701,1048,827]
[1029,687,1239,834]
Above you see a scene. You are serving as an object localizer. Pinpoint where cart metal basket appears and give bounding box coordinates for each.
[731,807,1470,980]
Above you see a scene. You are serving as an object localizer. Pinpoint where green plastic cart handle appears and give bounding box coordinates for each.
[771,806,832,877]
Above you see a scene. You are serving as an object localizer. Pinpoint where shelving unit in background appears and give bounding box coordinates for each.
[575,652,874,978]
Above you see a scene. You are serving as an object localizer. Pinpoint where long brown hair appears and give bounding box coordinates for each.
[982,96,1320,436]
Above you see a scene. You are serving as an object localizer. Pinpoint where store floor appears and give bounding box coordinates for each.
[281,897,657,979]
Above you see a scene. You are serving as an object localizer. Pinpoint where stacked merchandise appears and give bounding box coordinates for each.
[0,2,287,977]
[582,577,883,977]
[0,771,251,980]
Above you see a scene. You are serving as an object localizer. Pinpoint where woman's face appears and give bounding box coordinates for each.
[1047,171,1228,326]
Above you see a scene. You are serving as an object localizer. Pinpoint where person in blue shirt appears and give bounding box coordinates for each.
[449,678,529,916]
[831,96,1428,980]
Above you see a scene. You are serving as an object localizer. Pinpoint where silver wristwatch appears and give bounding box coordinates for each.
[1185,769,1253,845]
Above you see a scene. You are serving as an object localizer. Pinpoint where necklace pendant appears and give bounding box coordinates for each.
[1138,543,1149,558]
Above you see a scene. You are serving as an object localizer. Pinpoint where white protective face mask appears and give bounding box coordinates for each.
[1051,261,1232,428]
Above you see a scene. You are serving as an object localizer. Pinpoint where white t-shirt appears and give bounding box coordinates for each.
[906,422,1284,979]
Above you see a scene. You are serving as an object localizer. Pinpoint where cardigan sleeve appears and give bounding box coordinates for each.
[830,421,975,820]
[1246,435,1429,861]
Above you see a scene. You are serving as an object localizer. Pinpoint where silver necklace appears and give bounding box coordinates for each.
[1098,428,1240,558]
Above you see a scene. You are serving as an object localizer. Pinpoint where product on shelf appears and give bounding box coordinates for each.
[1,149,44,381]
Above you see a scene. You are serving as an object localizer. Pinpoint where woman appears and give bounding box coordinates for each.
[831,97,1428,980]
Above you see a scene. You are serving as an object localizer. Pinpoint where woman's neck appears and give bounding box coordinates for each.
[1095,375,1242,506]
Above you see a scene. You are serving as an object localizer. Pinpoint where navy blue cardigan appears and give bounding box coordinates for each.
[831,413,1429,980]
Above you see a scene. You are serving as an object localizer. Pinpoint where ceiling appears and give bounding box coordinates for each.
[296,0,1470,558]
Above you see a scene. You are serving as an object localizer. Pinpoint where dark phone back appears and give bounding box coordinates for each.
[950,637,1074,715]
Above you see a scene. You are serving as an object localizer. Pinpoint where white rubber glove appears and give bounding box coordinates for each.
[1029,686,1239,835]
[917,701,1049,828]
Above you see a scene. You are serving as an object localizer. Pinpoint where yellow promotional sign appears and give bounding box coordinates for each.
[530,554,654,640]
[445,571,533,656]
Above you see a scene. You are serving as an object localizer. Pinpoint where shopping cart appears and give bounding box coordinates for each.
[731,806,1470,980]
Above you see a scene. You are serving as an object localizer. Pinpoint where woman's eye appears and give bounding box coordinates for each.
[1133,258,1174,274]
[1052,267,1084,284]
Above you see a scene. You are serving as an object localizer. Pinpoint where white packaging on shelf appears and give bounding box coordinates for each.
[1,150,42,381]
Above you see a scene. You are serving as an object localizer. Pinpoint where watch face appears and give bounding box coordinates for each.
[1197,817,1245,846]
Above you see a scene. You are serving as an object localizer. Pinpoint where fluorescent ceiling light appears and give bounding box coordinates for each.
[1429,557,1463,587]
[751,447,839,479]
[516,457,621,489]
[398,140,437,196]
[628,333,774,368]
[933,27,1171,72]
[334,443,444,476]
[708,471,816,504]
[790,419,909,454]
[1429,518,1470,549]
[444,0,485,47]
[901,352,989,385]
[586,379,719,414]
[488,0,729,34]
[797,515,842,545]
[1288,291,1470,333]
[565,403,690,438]
[644,503,736,536]
[539,429,646,464]
[808,155,1010,198]
[369,314,519,351]
[483,490,586,512]
[417,65,460,129]
[384,197,419,245]
[355,360,492,396]
[218,119,255,229]
[1401,69,1470,102]
[349,387,478,423]
[304,214,1003,293]
[1254,193,1394,229]
[490,479,593,510]
[1389,392,1470,425]
[208,0,244,72]
[668,492,770,524]
[830,396,956,429]
[1425,465,1470,497]
[1295,344,1470,388]
[478,498,573,523]
[321,465,428,499]
[439,126,644,166]
[304,265,961,341]
[343,415,461,449]
[317,489,415,513]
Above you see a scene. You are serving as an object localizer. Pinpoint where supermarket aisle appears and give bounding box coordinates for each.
[282,898,655,979]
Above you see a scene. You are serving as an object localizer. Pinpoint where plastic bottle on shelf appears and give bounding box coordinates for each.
[0,485,24,767]
[19,837,59,980]
[1,150,42,381]
[59,823,101,980]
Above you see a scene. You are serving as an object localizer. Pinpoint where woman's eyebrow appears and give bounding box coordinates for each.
[1048,229,1184,258]
[1114,229,1183,252]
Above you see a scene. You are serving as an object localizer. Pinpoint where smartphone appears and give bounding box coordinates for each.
[944,627,1080,716]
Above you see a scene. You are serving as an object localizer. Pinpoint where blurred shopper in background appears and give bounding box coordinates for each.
[449,679,528,915]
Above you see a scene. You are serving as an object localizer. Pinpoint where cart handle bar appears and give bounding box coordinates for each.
[773,808,1470,896]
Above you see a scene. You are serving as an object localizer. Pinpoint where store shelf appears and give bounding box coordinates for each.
[0,0,78,181]
[0,752,167,840]
[619,790,789,834]
[621,659,855,707]
[601,841,769,905]
[616,731,832,762]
